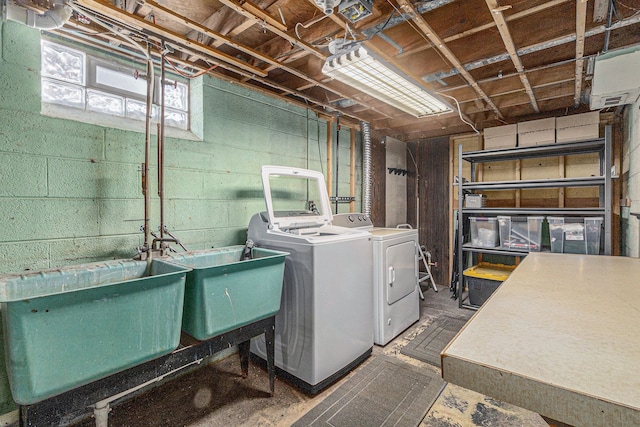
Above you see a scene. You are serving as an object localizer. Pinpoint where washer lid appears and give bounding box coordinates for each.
[261,165,333,230]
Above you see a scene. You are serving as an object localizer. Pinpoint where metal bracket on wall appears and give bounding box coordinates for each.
[330,196,356,203]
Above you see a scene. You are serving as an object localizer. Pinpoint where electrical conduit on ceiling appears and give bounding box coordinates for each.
[4,0,72,30]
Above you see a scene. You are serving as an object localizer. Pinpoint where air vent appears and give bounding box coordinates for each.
[603,95,627,106]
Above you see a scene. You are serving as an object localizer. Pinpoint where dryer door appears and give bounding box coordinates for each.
[386,240,417,304]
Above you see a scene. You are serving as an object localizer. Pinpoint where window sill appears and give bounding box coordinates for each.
[42,103,202,142]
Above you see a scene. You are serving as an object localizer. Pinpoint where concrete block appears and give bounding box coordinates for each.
[172,199,229,229]
[226,200,265,227]
[227,97,274,129]
[49,235,141,267]
[269,108,307,136]
[0,62,41,113]
[160,229,212,251]
[208,227,247,248]
[0,199,99,242]
[0,153,47,197]
[164,168,204,199]
[48,158,140,199]
[203,171,262,200]
[163,139,215,171]
[189,77,205,141]
[267,132,308,160]
[99,199,145,236]
[0,110,104,159]
[2,21,40,70]
[0,242,50,274]
[104,128,147,162]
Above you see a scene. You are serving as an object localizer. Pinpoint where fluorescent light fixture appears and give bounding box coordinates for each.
[322,44,452,118]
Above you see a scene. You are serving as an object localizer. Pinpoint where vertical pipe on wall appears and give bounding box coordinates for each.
[361,121,372,216]
[159,48,166,240]
[350,127,356,213]
[326,121,333,195]
[143,47,155,254]
[335,114,341,214]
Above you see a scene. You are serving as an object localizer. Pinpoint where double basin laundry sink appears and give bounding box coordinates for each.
[0,245,286,404]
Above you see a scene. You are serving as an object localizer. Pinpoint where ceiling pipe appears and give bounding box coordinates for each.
[3,0,72,30]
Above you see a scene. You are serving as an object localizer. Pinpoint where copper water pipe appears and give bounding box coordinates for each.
[143,44,154,254]
[158,47,166,241]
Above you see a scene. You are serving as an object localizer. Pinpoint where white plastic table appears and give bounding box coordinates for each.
[442,252,640,427]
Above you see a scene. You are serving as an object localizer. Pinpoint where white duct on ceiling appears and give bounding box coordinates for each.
[590,45,640,109]
[4,0,72,30]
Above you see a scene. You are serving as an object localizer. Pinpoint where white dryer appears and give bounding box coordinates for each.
[333,214,420,346]
[248,166,373,394]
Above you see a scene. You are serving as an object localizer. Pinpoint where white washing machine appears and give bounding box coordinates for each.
[333,214,420,346]
[248,166,373,394]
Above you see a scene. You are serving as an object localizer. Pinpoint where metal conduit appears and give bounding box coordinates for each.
[361,121,372,216]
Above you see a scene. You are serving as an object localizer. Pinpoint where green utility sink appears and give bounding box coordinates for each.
[166,246,287,341]
[0,259,189,405]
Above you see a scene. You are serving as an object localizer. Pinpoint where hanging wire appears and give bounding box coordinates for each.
[439,93,480,134]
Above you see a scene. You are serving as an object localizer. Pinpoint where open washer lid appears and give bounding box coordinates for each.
[261,165,333,231]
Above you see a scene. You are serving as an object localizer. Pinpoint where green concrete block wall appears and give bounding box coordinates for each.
[0,20,362,415]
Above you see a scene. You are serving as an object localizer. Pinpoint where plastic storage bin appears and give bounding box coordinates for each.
[465,194,486,208]
[497,216,544,251]
[548,217,603,254]
[464,263,516,306]
[0,259,189,404]
[166,246,288,340]
[469,217,499,248]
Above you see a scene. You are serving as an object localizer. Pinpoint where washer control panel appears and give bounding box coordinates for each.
[332,213,373,228]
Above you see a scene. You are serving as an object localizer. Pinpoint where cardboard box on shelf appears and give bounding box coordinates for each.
[483,124,517,150]
[517,117,556,147]
[556,111,600,143]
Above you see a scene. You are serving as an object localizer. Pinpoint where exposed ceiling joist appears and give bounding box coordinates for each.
[216,0,326,60]
[76,0,269,77]
[485,0,540,113]
[593,0,609,22]
[424,12,640,84]
[574,0,588,107]
[399,0,572,59]
[395,0,504,120]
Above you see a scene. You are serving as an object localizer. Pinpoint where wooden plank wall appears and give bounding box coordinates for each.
[409,136,451,288]
[370,129,387,226]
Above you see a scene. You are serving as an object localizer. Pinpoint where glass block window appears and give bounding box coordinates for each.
[41,40,189,130]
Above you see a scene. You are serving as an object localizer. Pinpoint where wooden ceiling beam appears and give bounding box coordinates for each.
[184,8,254,61]
[216,0,326,60]
[485,0,540,113]
[75,0,268,77]
[395,0,504,120]
[144,0,283,68]
[398,0,571,59]
[79,0,389,120]
[574,0,588,107]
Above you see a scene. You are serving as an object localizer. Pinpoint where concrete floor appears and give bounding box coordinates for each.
[75,287,549,427]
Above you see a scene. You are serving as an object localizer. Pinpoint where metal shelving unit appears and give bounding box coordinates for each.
[456,126,612,309]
